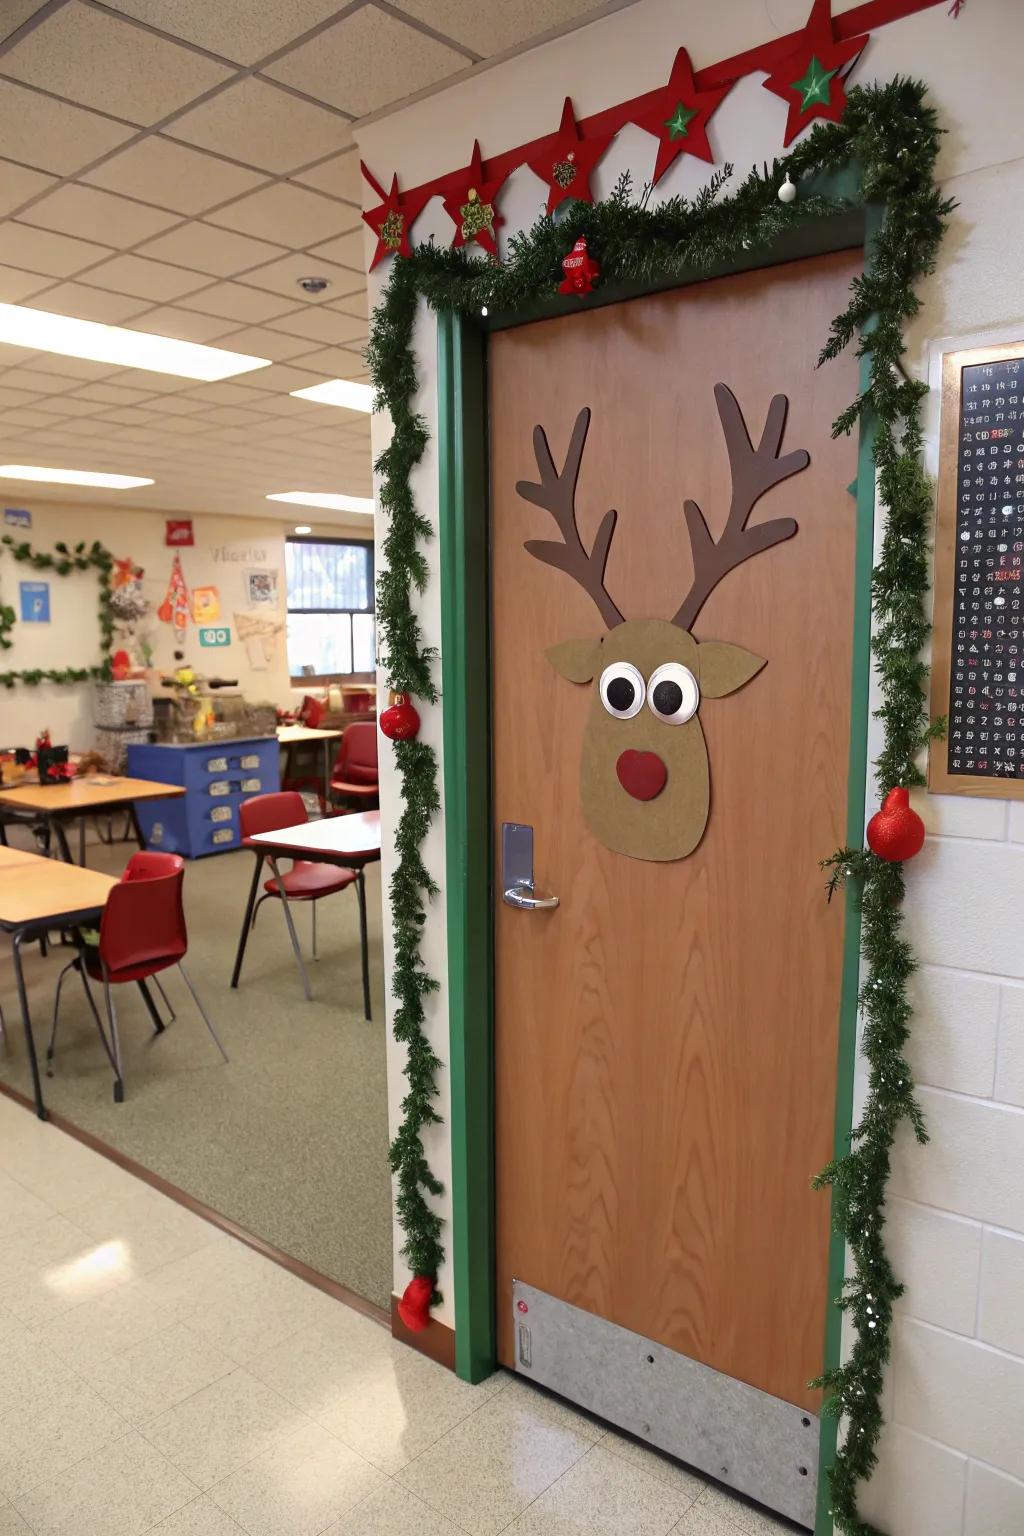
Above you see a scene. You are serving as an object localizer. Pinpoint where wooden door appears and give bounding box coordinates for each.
[489,249,861,1413]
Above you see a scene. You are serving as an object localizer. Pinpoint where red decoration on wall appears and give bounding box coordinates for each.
[762,0,868,146]
[165,519,193,546]
[361,164,431,270]
[526,97,613,214]
[380,692,421,741]
[866,786,926,862]
[442,141,507,256]
[631,47,732,182]
[559,236,600,296]
[397,1273,434,1331]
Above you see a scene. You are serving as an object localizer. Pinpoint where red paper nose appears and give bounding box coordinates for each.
[616,749,667,801]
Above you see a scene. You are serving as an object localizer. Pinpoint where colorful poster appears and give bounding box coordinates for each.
[245,569,278,607]
[165,519,194,546]
[234,611,281,670]
[198,626,231,648]
[191,585,221,624]
[157,553,189,639]
[4,507,31,528]
[19,580,49,621]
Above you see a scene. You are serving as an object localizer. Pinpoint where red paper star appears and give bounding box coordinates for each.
[361,166,431,270]
[442,141,507,256]
[631,48,732,184]
[526,97,613,215]
[762,0,868,146]
[112,555,136,589]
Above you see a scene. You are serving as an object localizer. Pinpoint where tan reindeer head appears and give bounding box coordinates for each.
[516,385,809,861]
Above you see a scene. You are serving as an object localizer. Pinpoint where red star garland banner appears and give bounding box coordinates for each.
[442,141,507,256]
[361,165,431,271]
[762,0,868,147]
[525,96,614,214]
[630,47,732,184]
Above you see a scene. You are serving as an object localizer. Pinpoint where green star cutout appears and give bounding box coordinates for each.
[664,102,697,141]
[792,55,838,112]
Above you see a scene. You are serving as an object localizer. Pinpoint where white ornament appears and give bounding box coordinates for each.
[778,173,797,204]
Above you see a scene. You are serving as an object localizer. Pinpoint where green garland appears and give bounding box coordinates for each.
[0,534,114,687]
[368,76,949,1531]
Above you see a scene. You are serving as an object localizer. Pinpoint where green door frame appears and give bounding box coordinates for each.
[439,190,882,1534]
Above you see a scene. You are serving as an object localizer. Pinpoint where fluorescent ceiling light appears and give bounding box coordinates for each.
[289,379,373,412]
[267,491,374,515]
[0,465,154,489]
[294,524,312,534]
[0,303,270,381]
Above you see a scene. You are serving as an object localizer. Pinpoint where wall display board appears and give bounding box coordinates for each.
[930,341,1024,796]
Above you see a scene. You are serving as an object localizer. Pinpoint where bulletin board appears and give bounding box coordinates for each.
[929,340,1024,796]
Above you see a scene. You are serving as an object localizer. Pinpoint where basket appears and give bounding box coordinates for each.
[94,727,151,775]
[93,681,153,729]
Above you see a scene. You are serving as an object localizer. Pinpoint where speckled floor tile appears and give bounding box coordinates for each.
[509,1442,690,1534]
[0,1326,77,1418]
[141,1368,310,1490]
[82,1320,237,1425]
[31,1276,178,1373]
[206,1419,384,1535]
[601,1431,706,1501]
[324,1479,468,1535]
[0,1172,55,1240]
[11,1430,196,1536]
[0,1498,32,1535]
[0,1375,127,1500]
[145,1496,247,1535]
[697,1487,793,1533]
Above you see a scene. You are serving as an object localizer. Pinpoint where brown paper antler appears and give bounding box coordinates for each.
[516,407,624,629]
[672,384,808,632]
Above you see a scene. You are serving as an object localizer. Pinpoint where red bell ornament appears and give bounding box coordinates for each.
[379,692,421,741]
[866,786,925,862]
[397,1273,434,1332]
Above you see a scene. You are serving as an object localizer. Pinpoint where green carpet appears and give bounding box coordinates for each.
[0,827,392,1310]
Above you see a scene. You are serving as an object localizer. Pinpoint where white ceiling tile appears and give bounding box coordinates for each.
[208,181,356,248]
[1,222,113,278]
[70,383,157,405]
[390,0,603,55]
[83,137,268,215]
[0,80,135,176]
[0,264,53,302]
[207,325,312,362]
[308,227,364,271]
[82,253,209,300]
[17,354,118,380]
[0,385,43,409]
[234,362,331,394]
[327,290,368,321]
[177,281,290,322]
[263,6,466,116]
[136,221,286,277]
[240,251,360,302]
[22,281,152,324]
[201,405,268,426]
[0,405,54,426]
[290,345,365,376]
[249,394,320,418]
[293,149,362,206]
[2,1,234,125]
[132,394,210,414]
[21,182,181,247]
[100,368,193,392]
[99,0,355,66]
[27,396,107,417]
[0,156,58,217]
[0,2,51,43]
[3,367,75,395]
[0,343,36,367]
[177,381,266,405]
[263,306,366,345]
[125,306,239,342]
[92,407,164,427]
[167,78,350,175]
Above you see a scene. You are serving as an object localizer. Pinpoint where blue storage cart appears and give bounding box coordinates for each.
[126,736,280,858]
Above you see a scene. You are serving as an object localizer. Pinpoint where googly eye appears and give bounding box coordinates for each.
[647,662,699,724]
[599,661,645,720]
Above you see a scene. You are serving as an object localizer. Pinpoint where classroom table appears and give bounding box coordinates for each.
[0,846,117,1119]
[0,778,185,865]
[277,725,343,806]
[231,809,381,1017]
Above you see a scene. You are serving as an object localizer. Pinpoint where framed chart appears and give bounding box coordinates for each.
[930,339,1024,797]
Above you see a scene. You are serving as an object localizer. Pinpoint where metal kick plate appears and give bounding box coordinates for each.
[511,1281,818,1530]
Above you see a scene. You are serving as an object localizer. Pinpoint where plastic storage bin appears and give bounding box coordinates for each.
[126,736,280,858]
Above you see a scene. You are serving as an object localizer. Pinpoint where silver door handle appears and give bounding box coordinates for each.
[503,883,559,910]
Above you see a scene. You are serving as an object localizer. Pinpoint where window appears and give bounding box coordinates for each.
[285,536,375,682]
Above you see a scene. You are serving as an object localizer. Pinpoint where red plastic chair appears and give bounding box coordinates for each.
[47,850,227,1102]
[329,723,379,811]
[232,792,371,1017]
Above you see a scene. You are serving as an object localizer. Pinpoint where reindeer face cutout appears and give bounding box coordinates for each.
[516,386,809,862]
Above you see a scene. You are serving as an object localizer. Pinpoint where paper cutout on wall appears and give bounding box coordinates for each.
[19,580,49,622]
[191,585,221,624]
[234,610,282,670]
[166,519,194,546]
[157,552,190,639]
[244,569,278,607]
[516,386,809,862]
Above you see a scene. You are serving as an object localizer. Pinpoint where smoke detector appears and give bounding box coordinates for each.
[297,276,330,295]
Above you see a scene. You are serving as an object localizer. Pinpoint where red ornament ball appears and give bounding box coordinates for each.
[379,692,421,741]
[397,1273,434,1332]
[866,786,925,862]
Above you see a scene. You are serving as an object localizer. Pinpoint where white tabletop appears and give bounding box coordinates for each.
[247,810,381,861]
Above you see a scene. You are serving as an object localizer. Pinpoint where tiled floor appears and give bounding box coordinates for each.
[0,1094,792,1536]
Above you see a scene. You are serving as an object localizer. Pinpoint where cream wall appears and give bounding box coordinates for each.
[357,2,1024,1531]
[0,499,370,751]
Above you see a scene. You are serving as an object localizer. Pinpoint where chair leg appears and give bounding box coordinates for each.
[230,853,264,989]
[151,974,175,1023]
[176,962,228,1063]
[355,870,371,1023]
[136,979,166,1035]
[250,893,272,930]
[311,900,318,961]
[268,856,312,1001]
[101,974,125,1103]
[46,956,80,1073]
[78,967,119,1077]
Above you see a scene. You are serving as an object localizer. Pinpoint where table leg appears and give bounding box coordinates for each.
[355,868,371,1022]
[323,740,331,814]
[52,816,74,865]
[268,855,312,1002]
[78,816,86,866]
[12,932,47,1120]
[129,804,146,850]
[230,853,264,989]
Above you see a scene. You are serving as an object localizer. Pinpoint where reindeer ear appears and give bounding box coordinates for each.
[697,640,766,698]
[546,637,602,683]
